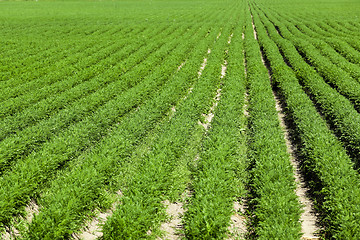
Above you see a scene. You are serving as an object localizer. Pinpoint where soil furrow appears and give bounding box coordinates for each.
[227,201,247,240]
[72,191,123,240]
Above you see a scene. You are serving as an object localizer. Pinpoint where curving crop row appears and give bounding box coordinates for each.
[297,22,360,63]
[264,9,360,64]
[274,15,360,70]
[316,21,358,38]
[331,21,360,35]
[283,24,360,81]
[322,21,360,38]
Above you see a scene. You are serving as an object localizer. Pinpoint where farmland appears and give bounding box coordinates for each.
[0,0,360,239]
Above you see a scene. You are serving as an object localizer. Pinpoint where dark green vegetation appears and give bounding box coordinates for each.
[0,0,360,239]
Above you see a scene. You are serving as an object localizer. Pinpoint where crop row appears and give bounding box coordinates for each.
[0,23,139,94]
[102,13,236,239]
[0,23,129,75]
[254,6,360,168]
[288,24,360,80]
[0,23,175,144]
[326,21,360,37]
[0,41,87,83]
[0,25,161,118]
[0,5,200,88]
[255,16,360,112]
[272,14,360,76]
[0,15,212,229]
[245,7,302,239]
[23,7,235,238]
[25,18,217,239]
[262,9,360,63]
[0,41,101,99]
[0,7,226,235]
[0,5,197,89]
[183,10,247,239]
[250,2,360,238]
[2,0,359,239]
[290,18,360,61]
[0,19,198,175]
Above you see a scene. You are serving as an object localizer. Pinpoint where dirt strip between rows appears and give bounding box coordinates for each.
[2,200,40,240]
[72,190,123,240]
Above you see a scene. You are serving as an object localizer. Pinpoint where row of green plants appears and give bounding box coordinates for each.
[294,21,360,64]
[264,9,360,65]
[183,9,247,239]
[0,23,174,142]
[0,27,141,102]
[0,39,142,136]
[0,41,100,102]
[102,13,237,239]
[0,15,138,80]
[0,10,198,100]
[0,1,208,90]
[0,40,87,84]
[244,8,302,239]
[0,18,209,230]
[256,8,360,168]
[321,21,360,38]
[266,12,360,80]
[0,25,164,119]
[251,4,360,238]
[0,21,195,174]
[289,31,360,110]
[0,39,136,141]
[0,29,116,84]
[327,21,360,37]
[24,17,219,239]
[23,7,235,238]
[315,21,358,38]
[263,19,360,112]
[289,24,360,81]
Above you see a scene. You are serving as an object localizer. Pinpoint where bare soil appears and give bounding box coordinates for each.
[227,201,247,240]
[228,33,234,44]
[157,200,185,240]
[177,61,186,72]
[73,190,123,240]
[1,199,40,240]
[197,48,211,78]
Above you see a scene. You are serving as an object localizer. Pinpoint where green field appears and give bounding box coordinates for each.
[1,0,360,239]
